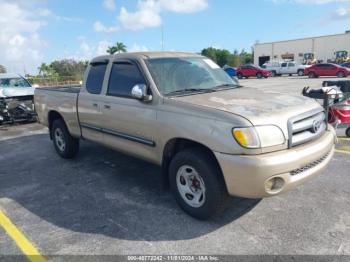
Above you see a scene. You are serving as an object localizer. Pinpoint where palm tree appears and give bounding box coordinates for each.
[107,42,127,54]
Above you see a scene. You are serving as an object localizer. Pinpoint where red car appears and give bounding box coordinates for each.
[304,63,350,78]
[236,65,271,79]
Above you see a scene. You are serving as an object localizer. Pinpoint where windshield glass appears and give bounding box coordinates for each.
[146,57,238,96]
[0,77,31,88]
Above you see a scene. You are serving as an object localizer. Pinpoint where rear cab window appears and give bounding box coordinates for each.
[86,62,108,94]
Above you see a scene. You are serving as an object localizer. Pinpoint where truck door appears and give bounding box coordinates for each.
[99,60,158,163]
[287,62,295,74]
[78,61,109,143]
[280,62,288,74]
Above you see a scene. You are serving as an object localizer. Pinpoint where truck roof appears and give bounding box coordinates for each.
[91,52,203,63]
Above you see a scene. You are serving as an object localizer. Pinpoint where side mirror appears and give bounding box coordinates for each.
[131,84,152,102]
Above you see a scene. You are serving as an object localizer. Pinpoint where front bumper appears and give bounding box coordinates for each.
[215,130,336,198]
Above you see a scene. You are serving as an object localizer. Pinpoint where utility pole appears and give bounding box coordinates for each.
[161,22,164,51]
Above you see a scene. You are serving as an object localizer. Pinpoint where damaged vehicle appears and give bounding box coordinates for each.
[35,52,336,220]
[0,73,37,125]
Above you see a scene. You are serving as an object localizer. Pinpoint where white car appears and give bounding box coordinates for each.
[0,73,37,124]
[0,73,36,98]
[262,61,310,77]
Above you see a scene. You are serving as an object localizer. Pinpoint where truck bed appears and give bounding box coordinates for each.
[34,86,82,137]
[38,86,81,93]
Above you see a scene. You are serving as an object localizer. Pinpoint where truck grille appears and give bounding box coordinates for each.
[288,109,326,148]
[290,151,330,176]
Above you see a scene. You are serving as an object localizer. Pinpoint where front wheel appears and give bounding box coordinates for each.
[308,72,316,78]
[256,72,263,79]
[169,148,229,220]
[346,127,350,138]
[337,71,345,78]
[52,119,79,159]
[237,73,243,79]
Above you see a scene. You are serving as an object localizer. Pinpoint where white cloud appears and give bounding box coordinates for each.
[331,7,350,19]
[118,0,208,31]
[129,43,149,52]
[103,0,116,11]
[0,0,47,74]
[118,5,161,31]
[159,0,208,13]
[93,21,119,33]
[63,38,112,61]
[96,40,112,55]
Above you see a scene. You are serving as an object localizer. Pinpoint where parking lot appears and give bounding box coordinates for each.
[0,76,349,260]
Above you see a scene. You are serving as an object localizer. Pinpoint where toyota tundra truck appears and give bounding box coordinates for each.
[35,52,336,220]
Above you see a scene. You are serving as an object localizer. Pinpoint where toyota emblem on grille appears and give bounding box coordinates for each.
[312,120,322,133]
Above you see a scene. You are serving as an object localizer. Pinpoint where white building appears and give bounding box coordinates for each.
[254,31,350,66]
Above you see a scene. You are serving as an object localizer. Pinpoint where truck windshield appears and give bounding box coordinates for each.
[146,57,238,96]
[0,78,31,88]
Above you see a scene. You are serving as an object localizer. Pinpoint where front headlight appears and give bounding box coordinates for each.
[233,125,285,149]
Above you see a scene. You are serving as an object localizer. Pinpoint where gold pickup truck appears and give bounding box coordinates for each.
[35,52,336,219]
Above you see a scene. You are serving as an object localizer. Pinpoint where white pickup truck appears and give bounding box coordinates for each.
[262,61,310,77]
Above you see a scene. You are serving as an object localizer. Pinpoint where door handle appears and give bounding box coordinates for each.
[104,105,111,110]
[92,103,98,107]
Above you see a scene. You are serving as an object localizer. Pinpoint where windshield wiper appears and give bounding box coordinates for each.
[166,88,215,96]
[211,84,239,90]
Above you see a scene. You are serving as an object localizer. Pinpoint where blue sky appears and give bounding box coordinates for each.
[1,0,350,74]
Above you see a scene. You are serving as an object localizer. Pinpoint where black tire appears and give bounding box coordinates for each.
[51,119,79,159]
[169,148,229,220]
[237,73,243,79]
[337,71,345,78]
[271,71,277,77]
[298,70,304,76]
[346,127,350,138]
[256,72,263,79]
[308,72,316,78]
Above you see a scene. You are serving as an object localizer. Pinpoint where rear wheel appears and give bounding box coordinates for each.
[337,71,345,78]
[298,70,304,76]
[169,148,229,220]
[271,71,277,77]
[256,72,263,79]
[346,127,350,138]
[237,73,243,79]
[52,119,79,159]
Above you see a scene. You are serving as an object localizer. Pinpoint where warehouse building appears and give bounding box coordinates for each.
[254,31,350,66]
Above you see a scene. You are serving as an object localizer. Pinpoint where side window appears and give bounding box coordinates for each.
[281,63,287,67]
[288,63,295,67]
[86,63,107,94]
[107,62,146,98]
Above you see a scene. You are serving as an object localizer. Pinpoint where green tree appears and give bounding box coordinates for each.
[201,47,218,63]
[239,49,253,65]
[38,63,58,77]
[107,42,127,54]
[50,59,88,80]
[201,47,250,68]
[0,64,6,73]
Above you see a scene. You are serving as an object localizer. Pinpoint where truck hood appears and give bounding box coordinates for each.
[0,87,35,98]
[171,87,322,135]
